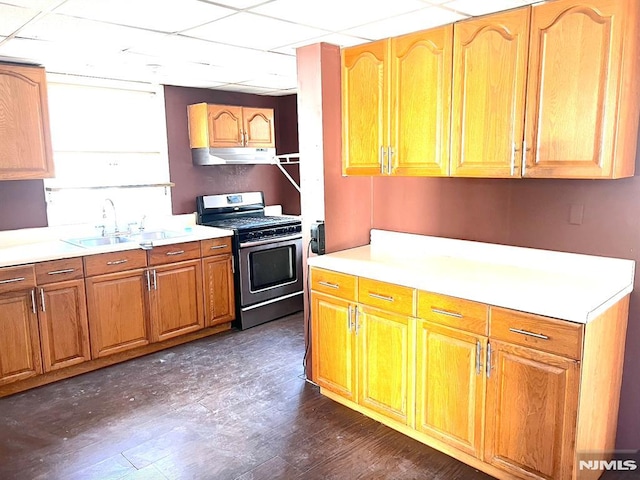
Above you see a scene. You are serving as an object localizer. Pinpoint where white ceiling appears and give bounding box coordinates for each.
[0,0,543,95]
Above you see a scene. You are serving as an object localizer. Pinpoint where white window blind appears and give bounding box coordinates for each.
[43,76,172,227]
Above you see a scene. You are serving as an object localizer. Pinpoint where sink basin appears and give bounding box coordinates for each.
[63,230,186,248]
[128,230,185,242]
[63,236,134,247]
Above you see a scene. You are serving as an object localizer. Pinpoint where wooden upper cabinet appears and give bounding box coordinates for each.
[451,8,531,178]
[391,26,453,176]
[342,40,388,176]
[0,64,54,180]
[484,340,579,480]
[243,107,275,148]
[207,105,244,147]
[524,0,639,178]
[188,103,276,150]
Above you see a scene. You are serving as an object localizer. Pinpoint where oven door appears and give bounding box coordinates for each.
[238,235,303,307]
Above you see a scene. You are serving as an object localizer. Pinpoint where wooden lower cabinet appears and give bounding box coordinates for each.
[85,269,150,358]
[0,290,42,385]
[311,292,357,402]
[149,260,204,342]
[202,254,235,327]
[415,320,486,458]
[38,280,91,372]
[358,306,413,425]
[485,340,579,480]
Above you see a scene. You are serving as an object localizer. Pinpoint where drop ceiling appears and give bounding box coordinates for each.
[0,0,543,95]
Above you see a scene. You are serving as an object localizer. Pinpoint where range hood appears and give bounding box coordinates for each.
[192,147,276,166]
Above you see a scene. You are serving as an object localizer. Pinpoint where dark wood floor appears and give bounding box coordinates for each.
[0,313,635,480]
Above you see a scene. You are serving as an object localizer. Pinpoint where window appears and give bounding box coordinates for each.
[44,75,172,228]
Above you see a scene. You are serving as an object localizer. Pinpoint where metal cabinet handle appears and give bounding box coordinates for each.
[40,288,46,313]
[30,289,36,314]
[522,140,531,175]
[152,269,157,290]
[210,244,228,250]
[145,270,151,291]
[509,328,549,340]
[369,292,394,302]
[0,277,25,285]
[347,305,353,331]
[47,268,75,275]
[431,308,462,318]
[106,259,128,266]
[486,342,492,378]
[511,142,520,176]
[318,281,339,289]
[380,146,386,174]
[166,250,185,256]
[476,340,482,375]
[231,256,235,274]
[355,306,360,335]
[387,146,393,175]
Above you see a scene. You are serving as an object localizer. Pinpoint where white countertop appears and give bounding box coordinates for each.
[307,230,635,324]
[0,221,234,268]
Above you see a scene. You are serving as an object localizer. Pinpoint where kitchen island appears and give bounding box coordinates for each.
[0,218,235,396]
[308,230,634,480]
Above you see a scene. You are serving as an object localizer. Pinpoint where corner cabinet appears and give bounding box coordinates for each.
[188,103,275,149]
[0,64,55,180]
[342,26,453,177]
[310,266,630,480]
[341,0,640,180]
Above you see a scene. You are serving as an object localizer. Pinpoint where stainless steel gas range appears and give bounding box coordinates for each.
[196,192,303,330]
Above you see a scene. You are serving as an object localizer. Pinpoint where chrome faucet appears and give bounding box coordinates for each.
[101,198,118,236]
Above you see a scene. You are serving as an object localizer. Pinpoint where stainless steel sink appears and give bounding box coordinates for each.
[63,230,185,248]
[63,236,135,247]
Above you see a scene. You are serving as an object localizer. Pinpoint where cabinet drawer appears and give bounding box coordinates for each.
[310,268,357,301]
[201,237,233,257]
[490,307,584,360]
[148,241,201,266]
[84,249,147,276]
[35,257,84,285]
[0,265,36,294]
[417,291,488,335]
[358,278,415,316]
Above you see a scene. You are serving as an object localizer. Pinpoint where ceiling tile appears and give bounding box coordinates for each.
[56,0,236,34]
[17,13,168,51]
[239,73,296,90]
[0,0,59,9]
[344,6,466,40]
[0,3,38,36]
[272,32,370,55]
[183,12,329,50]
[444,0,539,16]
[268,88,297,96]
[196,0,271,9]
[251,0,428,32]
[216,83,281,95]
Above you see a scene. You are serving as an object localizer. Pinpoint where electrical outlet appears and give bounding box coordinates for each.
[310,220,325,255]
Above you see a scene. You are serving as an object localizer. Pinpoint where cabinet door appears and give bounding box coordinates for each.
[242,107,275,148]
[207,105,244,147]
[524,0,628,178]
[311,292,356,401]
[485,340,579,480]
[415,321,486,458]
[0,65,54,179]
[451,8,530,177]
[358,306,413,425]
[0,290,42,385]
[202,255,235,327]
[38,280,91,372]
[85,269,149,358]
[390,26,452,176]
[342,40,388,176]
[149,260,204,342]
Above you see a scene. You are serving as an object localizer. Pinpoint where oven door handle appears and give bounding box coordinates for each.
[239,234,302,248]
